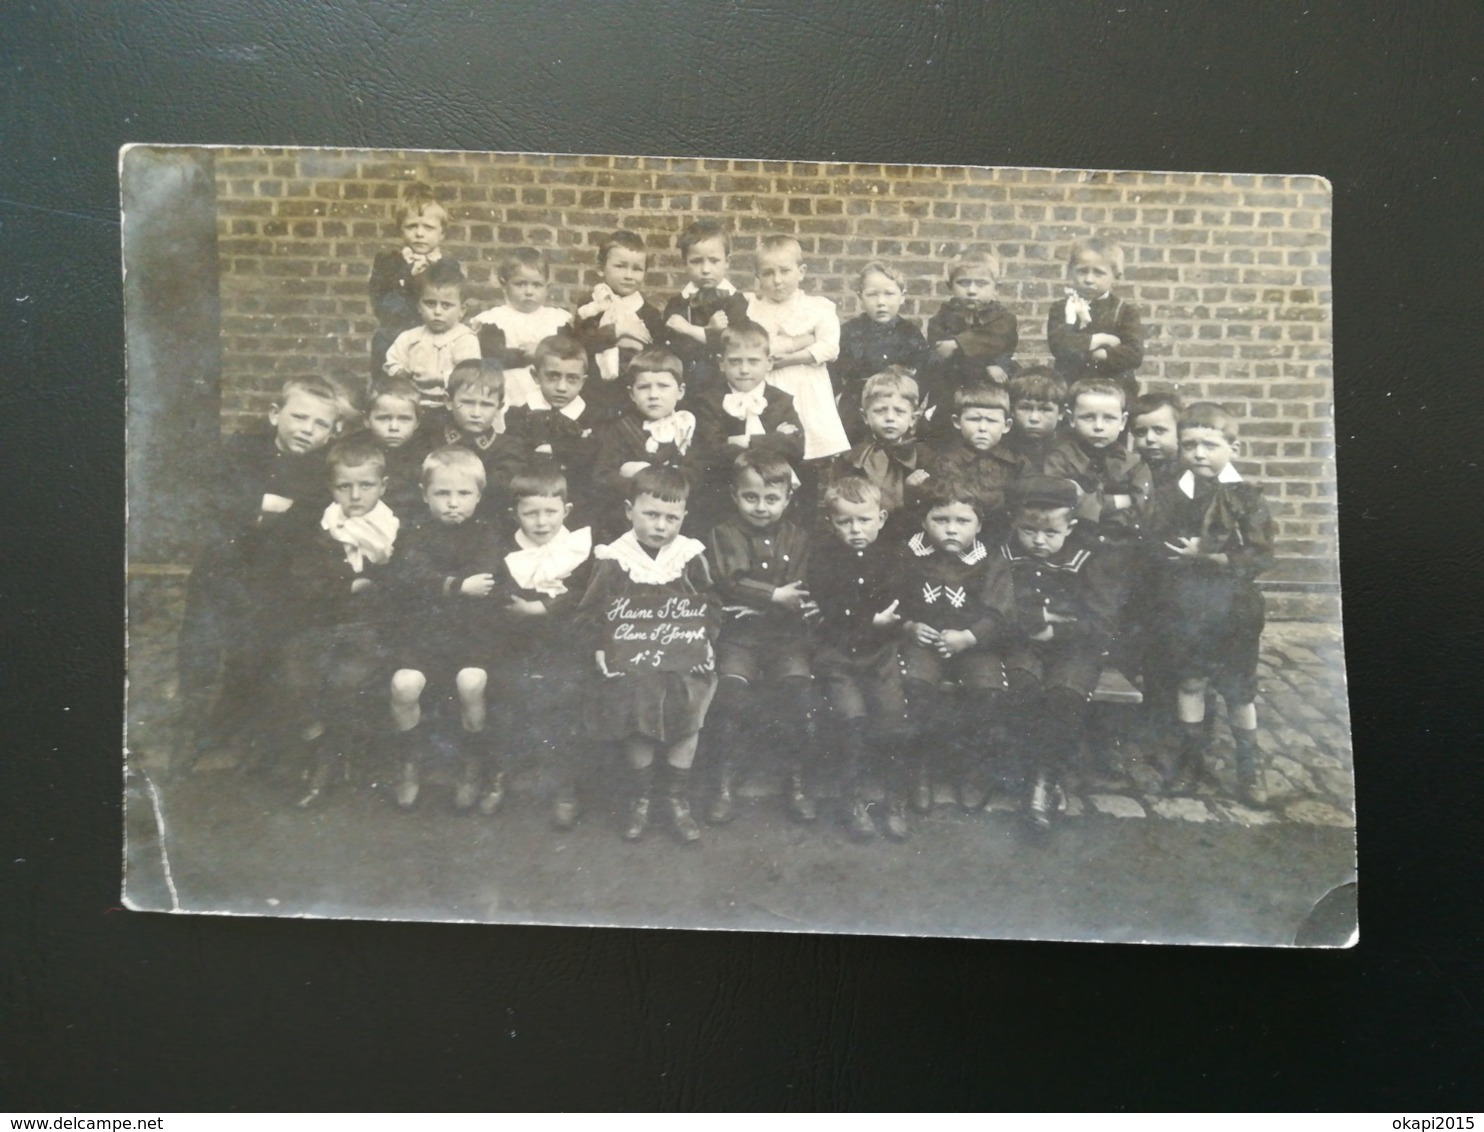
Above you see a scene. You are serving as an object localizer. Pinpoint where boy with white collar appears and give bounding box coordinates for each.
[504,335,602,526]
[494,465,595,830]
[1143,402,1275,804]
[1046,236,1145,404]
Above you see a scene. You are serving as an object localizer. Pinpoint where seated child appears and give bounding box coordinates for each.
[1045,378,1153,548]
[703,450,817,826]
[493,465,595,829]
[919,244,1018,440]
[806,472,910,842]
[368,184,459,384]
[384,446,512,813]
[279,437,401,808]
[503,334,602,524]
[573,229,666,419]
[991,475,1121,829]
[176,375,341,765]
[897,476,1013,818]
[922,378,1024,543]
[661,218,751,393]
[692,323,804,525]
[577,466,723,844]
[383,259,481,410]
[746,233,849,464]
[828,367,931,541]
[1002,366,1067,474]
[833,261,928,446]
[1130,391,1184,492]
[467,246,573,410]
[353,375,433,521]
[431,359,526,521]
[1047,236,1144,404]
[591,348,704,540]
[1143,403,1275,804]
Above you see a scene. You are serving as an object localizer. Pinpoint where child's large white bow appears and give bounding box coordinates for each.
[643,410,696,454]
[1064,288,1093,329]
[321,501,400,573]
[722,387,769,436]
[401,246,442,274]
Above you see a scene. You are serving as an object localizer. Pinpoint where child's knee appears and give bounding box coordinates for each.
[1178,676,1208,697]
[390,668,426,704]
[455,667,488,701]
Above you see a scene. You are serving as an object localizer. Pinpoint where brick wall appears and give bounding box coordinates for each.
[210,147,1334,584]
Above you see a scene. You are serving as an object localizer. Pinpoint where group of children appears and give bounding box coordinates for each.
[175,183,1276,844]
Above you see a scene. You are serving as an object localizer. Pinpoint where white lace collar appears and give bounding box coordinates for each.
[908,530,988,565]
[595,530,706,585]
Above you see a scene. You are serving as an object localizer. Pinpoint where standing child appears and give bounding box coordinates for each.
[279,437,401,808]
[367,184,460,384]
[896,477,1014,817]
[833,261,928,446]
[383,259,481,410]
[384,447,512,813]
[1143,403,1274,804]
[578,466,723,843]
[573,229,667,419]
[922,378,1025,544]
[992,476,1121,829]
[807,472,911,841]
[828,368,931,540]
[591,348,704,540]
[432,359,526,521]
[746,234,850,467]
[661,218,751,395]
[703,450,817,826]
[494,465,595,829]
[466,247,573,411]
[919,244,1018,440]
[175,376,341,767]
[1047,236,1144,404]
[1002,367,1068,474]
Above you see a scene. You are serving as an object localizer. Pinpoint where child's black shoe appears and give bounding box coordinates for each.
[477,770,506,815]
[884,798,909,841]
[786,770,816,823]
[551,797,579,830]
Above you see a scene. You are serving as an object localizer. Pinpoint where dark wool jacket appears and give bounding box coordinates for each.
[692,383,806,472]
[707,515,812,638]
[922,441,1026,534]
[1046,291,1143,400]
[833,314,930,398]
[386,515,512,650]
[1001,429,1059,476]
[895,533,1013,643]
[282,524,395,632]
[991,534,1120,650]
[1142,475,1275,587]
[1044,436,1154,537]
[503,401,603,491]
[806,537,901,654]
[591,414,708,511]
[661,287,753,391]
[423,412,529,520]
[570,292,667,414]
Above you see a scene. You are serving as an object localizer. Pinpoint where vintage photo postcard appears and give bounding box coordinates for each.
[123,145,1354,945]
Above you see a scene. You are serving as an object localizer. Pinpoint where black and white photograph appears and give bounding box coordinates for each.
[122,144,1352,946]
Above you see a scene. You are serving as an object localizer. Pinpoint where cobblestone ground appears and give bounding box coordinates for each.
[126,576,1355,831]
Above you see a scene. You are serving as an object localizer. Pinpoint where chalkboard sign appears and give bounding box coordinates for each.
[600,593,713,674]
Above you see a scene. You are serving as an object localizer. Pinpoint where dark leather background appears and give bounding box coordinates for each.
[2,0,1480,1111]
